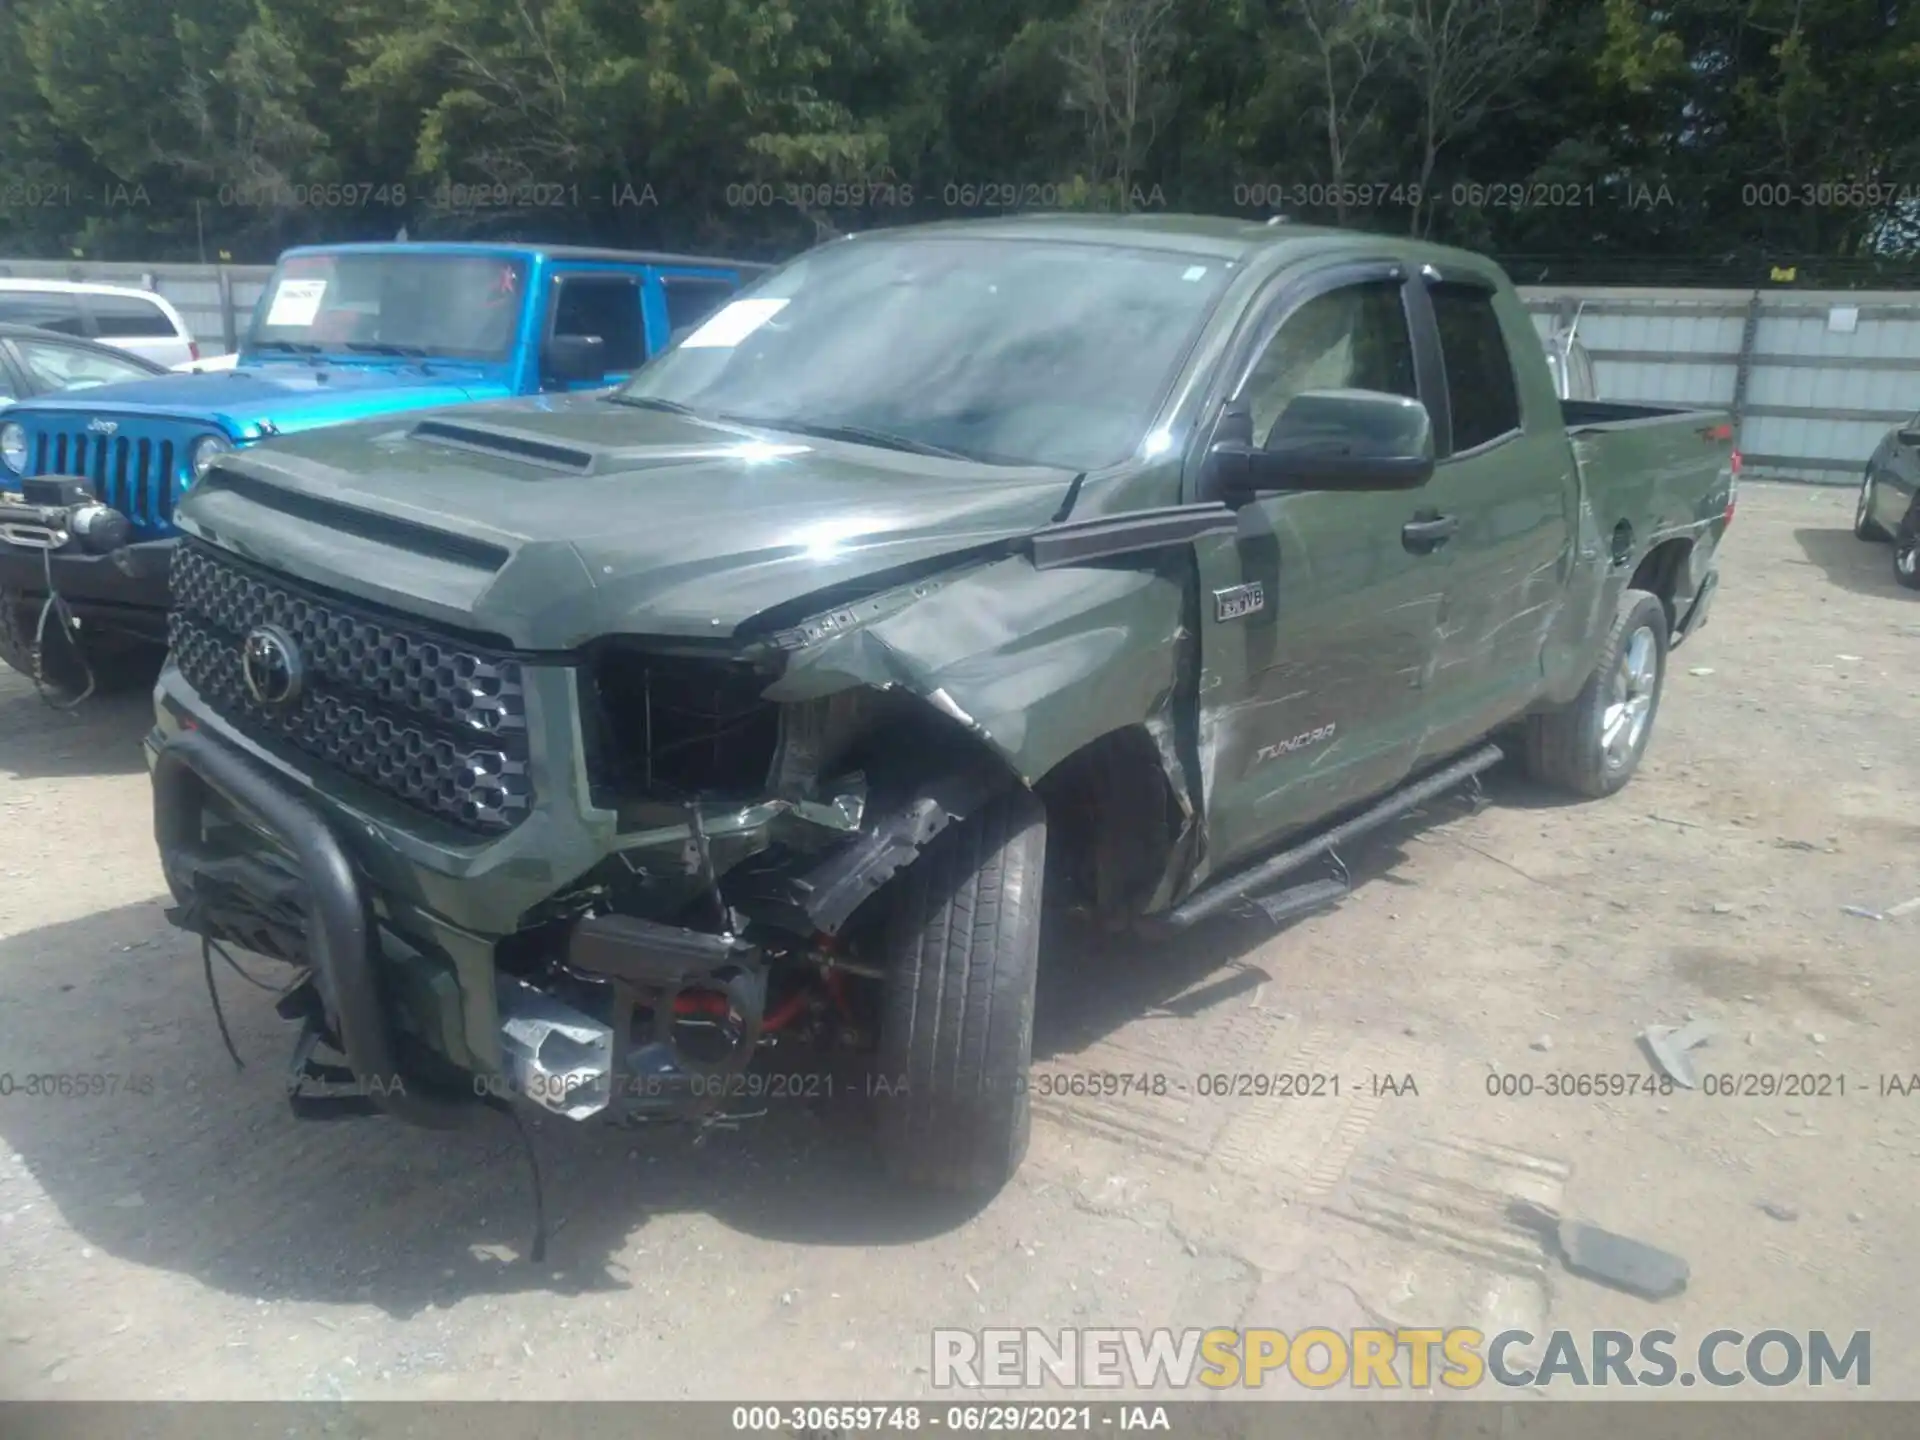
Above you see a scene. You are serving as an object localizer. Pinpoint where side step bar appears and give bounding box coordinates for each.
[1164,742,1505,930]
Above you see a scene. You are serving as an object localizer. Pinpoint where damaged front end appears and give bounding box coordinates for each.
[148,556,1028,1142]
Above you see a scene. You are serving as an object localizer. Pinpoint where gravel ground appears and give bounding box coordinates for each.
[1,479,1917,1403]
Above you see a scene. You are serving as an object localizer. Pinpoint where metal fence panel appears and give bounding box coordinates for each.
[1521,285,1920,484]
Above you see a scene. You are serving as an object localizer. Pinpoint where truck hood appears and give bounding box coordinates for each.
[177,393,1079,649]
[14,364,500,438]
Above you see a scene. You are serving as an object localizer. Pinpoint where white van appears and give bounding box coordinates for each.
[0,279,199,368]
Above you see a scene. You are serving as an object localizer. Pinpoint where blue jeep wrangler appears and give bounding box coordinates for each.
[0,241,764,696]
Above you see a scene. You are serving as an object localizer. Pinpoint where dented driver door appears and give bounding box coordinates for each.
[1187,269,1449,880]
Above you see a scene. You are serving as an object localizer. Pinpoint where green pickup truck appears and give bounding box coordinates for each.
[147,215,1735,1209]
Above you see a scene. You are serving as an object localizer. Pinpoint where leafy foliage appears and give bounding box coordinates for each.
[0,0,1915,273]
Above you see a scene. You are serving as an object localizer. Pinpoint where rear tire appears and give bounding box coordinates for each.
[1894,503,1920,591]
[875,784,1046,1195]
[1521,588,1669,799]
[1855,468,1891,541]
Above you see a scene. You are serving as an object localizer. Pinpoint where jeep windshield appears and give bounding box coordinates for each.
[247,251,528,362]
[614,235,1236,470]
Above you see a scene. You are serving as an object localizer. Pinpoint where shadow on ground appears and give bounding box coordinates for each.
[0,751,1504,1320]
[0,676,157,780]
[1792,525,1906,600]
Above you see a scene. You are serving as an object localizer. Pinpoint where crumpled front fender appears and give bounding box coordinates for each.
[763,553,1189,788]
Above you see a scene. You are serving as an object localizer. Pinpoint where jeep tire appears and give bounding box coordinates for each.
[1521,587,1670,799]
[875,783,1046,1195]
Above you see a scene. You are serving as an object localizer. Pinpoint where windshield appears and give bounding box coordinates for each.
[247,252,529,361]
[618,235,1235,470]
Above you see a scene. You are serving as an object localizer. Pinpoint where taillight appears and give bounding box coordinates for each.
[1729,449,1742,475]
[1724,450,1740,527]
[188,340,201,362]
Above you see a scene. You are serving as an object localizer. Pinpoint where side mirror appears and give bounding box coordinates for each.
[542,334,609,385]
[1206,389,1436,501]
[1898,428,1920,448]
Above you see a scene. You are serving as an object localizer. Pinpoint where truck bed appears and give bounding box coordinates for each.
[1561,398,1727,433]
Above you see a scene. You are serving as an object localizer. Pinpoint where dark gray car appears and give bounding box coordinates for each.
[1854,410,1920,590]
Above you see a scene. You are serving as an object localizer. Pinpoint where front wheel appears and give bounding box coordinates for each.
[1521,587,1670,799]
[1856,468,1891,541]
[874,784,1046,1195]
[1894,503,1920,591]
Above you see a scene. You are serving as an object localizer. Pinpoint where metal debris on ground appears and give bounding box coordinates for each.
[1885,895,1920,920]
[1759,1201,1799,1223]
[1840,905,1886,921]
[1640,1018,1716,1089]
[1688,667,1714,676]
[1509,1200,1689,1301]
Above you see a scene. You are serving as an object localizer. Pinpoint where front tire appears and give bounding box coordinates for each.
[1856,468,1891,541]
[1894,503,1920,591]
[1521,587,1670,799]
[875,784,1046,1195]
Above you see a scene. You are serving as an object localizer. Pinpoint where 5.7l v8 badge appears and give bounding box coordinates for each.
[1213,581,1265,623]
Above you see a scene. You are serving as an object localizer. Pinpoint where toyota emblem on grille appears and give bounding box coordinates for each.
[240,625,303,707]
[87,418,118,435]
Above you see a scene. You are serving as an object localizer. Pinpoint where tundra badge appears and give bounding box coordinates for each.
[1214,581,1265,622]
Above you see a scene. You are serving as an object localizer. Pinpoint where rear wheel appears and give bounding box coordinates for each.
[874,784,1046,1195]
[1521,588,1669,800]
[1894,503,1920,591]
[1856,468,1891,541]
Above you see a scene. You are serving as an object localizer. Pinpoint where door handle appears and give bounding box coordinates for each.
[1402,512,1458,554]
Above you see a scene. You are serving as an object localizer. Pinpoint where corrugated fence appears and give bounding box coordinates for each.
[0,259,1913,484]
[1522,286,1920,485]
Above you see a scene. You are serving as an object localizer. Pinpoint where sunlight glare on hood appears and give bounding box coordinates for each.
[786,517,883,560]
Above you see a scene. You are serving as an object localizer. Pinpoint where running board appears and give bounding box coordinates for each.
[1164,742,1505,930]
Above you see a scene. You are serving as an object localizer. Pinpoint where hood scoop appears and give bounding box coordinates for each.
[410,418,599,474]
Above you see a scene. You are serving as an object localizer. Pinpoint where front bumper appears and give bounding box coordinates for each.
[146,689,808,1128]
[0,533,174,641]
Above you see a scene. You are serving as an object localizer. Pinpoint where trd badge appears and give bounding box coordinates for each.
[1213,581,1265,622]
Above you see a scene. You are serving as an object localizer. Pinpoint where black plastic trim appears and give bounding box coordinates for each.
[151,727,475,1129]
[1026,503,1239,571]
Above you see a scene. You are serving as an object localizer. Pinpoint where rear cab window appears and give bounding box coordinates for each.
[1430,282,1521,452]
[86,291,182,339]
[0,290,89,336]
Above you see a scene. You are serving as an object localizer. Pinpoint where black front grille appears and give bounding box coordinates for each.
[169,542,534,835]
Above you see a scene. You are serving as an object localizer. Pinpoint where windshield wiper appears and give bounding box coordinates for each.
[344,342,433,358]
[716,414,980,461]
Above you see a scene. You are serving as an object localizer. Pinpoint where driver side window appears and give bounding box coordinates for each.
[1238,280,1418,447]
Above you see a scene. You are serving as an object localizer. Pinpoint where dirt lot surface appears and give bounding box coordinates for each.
[2,479,1917,1403]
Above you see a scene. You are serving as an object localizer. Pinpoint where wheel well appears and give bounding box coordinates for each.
[1628,537,1693,631]
[1035,725,1183,923]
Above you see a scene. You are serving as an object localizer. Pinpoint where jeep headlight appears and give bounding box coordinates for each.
[188,433,233,481]
[0,421,26,473]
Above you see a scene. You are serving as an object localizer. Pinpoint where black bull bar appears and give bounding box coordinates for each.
[151,727,476,1130]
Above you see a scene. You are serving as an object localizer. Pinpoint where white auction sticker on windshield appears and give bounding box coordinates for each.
[265,278,328,327]
[680,297,789,348]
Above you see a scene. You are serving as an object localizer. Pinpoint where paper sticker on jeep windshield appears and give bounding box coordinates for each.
[681,297,789,349]
[266,279,328,327]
